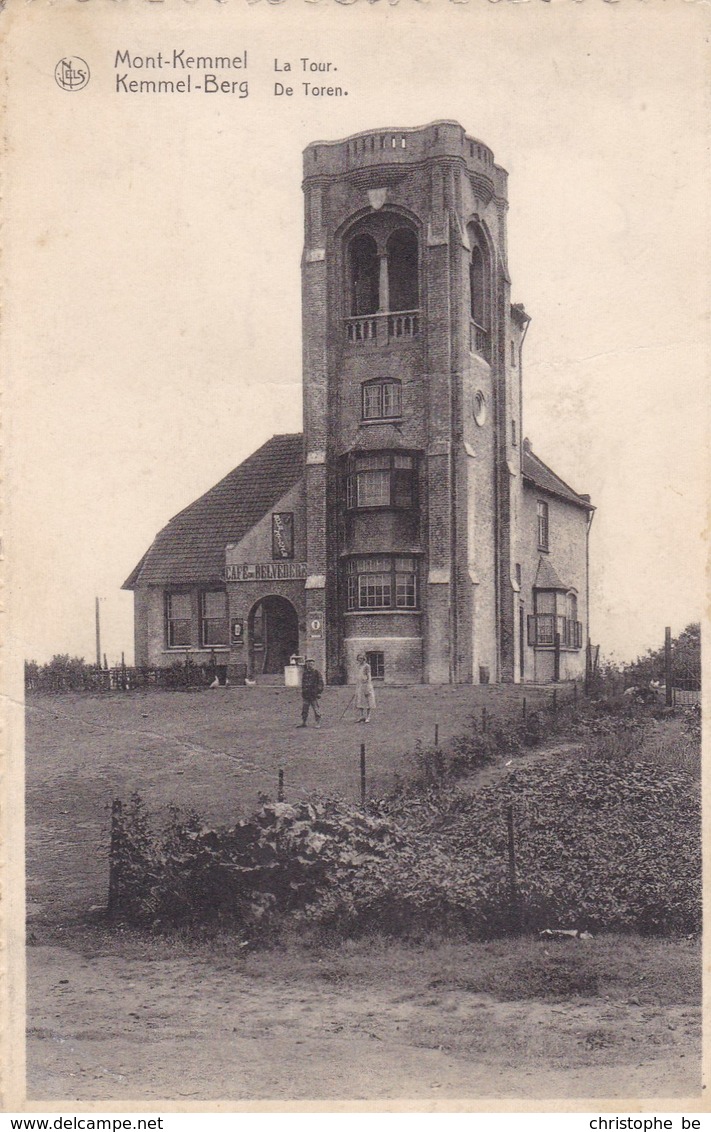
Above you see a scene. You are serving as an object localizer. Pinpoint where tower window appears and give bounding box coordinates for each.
[362,379,402,421]
[468,225,491,360]
[346,556,419,610]
[537,500,550,551]
[473,390,487,426]
[346,452,415,510]
[469,246,486,325]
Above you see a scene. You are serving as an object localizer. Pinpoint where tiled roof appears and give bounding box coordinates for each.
[522,442,593,511]
[123,434,304,588]
[534,556,570,591]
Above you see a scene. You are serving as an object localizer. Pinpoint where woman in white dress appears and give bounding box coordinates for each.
[355,653,375,723]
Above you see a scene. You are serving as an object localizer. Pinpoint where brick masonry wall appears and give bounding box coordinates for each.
[301,123,568,687]
[134,586,232,669]
[343,634,423,686]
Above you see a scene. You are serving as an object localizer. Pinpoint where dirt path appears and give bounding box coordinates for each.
[27,946,700,1103]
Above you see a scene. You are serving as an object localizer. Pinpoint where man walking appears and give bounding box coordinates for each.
[298,658,324,727]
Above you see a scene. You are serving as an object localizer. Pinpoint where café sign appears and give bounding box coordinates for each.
[225,562,307,582]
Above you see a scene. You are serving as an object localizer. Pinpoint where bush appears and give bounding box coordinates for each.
[407,714,526,792]
[415,755,701,937]
[25,654,97,693]
[109,794,405,931]
[623,623,700,691]
[109,740,700,941]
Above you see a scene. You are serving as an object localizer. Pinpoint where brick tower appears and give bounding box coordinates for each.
[301,121,527,684]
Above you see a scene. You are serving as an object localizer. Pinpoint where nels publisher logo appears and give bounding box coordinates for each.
[55,57,90,91]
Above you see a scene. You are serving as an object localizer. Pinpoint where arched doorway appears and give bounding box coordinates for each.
[248,596,300,675]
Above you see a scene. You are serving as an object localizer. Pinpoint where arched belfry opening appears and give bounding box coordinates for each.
[467,224,491,360]
[349,233,379,316]
[386,227,419,312]
[346,216,419,316]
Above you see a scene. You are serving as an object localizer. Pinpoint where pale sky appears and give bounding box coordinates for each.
[4,2,708,667]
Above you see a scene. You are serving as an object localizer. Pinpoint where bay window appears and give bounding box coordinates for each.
[346,452,416,510]
[346,556,419,611]
[528,590,582,649]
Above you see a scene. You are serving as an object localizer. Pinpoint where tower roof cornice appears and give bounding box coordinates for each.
[303,120,508,201]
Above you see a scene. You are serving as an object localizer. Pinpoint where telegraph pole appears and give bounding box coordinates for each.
[665,626,673,706]
[95,596,101,669]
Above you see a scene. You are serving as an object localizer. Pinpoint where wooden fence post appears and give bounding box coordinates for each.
[665,626,673,706]
[277,769,284,802]
[360,743,366,804]
[434,722,439,750]
[107,799,123,915]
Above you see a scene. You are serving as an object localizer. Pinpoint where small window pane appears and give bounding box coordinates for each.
[535,591,555,615]
[363,385,382,420]
[537,500,549,550]
[168,593,191,619]
[359,574,391,608]
[203,618,229,647]
[381,383,401,418]
[358,470,390,507]
[202,591,227,619]
[393,454,412,469]
[537,614,555,645]
[395,573,417,608]
[347,574,358,609]
[356,453,390,471]
[169,620,192,647]
[392,469,414,507]
[362,556,391,572]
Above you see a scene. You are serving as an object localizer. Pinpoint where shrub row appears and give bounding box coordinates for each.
[108,740,700,939]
